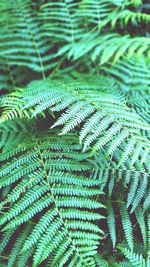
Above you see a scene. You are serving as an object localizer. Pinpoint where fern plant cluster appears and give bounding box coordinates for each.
[0,0,150,266]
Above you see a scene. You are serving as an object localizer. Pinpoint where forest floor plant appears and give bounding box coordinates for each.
[0,0,150,266]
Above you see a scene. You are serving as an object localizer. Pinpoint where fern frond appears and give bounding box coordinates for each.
[99,8,150,29]
[7,225,32,267]
[0,0,54,80]
[95,254,109,267]
[1,77,149,172]
[102,56,150,89]
[134,207,147,246]
[129,89,150,124]
[58,33,150,64]
[118,246,146,267]
[0,94,31,123]
[0,228,16,255]
[143,192,150,211]
[107,202,116,248]
[130,175,148,213]
[79,0,150,29]
[40,1,85,42]
[0,131,104,267]
[119,203,134,250]
[0,119,34,152]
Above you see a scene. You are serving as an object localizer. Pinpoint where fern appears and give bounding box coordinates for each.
[0,131,105,266]
[0,119,33,151]
[119,203,134,250]
[137,212,147,247]
[0,0,56,89]
[95,254,109,267]
[40,1,85,42]
[107,202,116,248]
[57,33,150,64]
[0,0,149,266]
[118,246,147,267]
[1,76,149,171]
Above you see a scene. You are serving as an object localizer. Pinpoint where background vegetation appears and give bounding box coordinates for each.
[0,0,150,266]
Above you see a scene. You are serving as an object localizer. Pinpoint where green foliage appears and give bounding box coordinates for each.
[0,131,105,266]
[0,0,149,266]
[118,246,147,267]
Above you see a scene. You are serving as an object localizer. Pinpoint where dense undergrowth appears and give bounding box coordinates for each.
[0,0,150,266]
